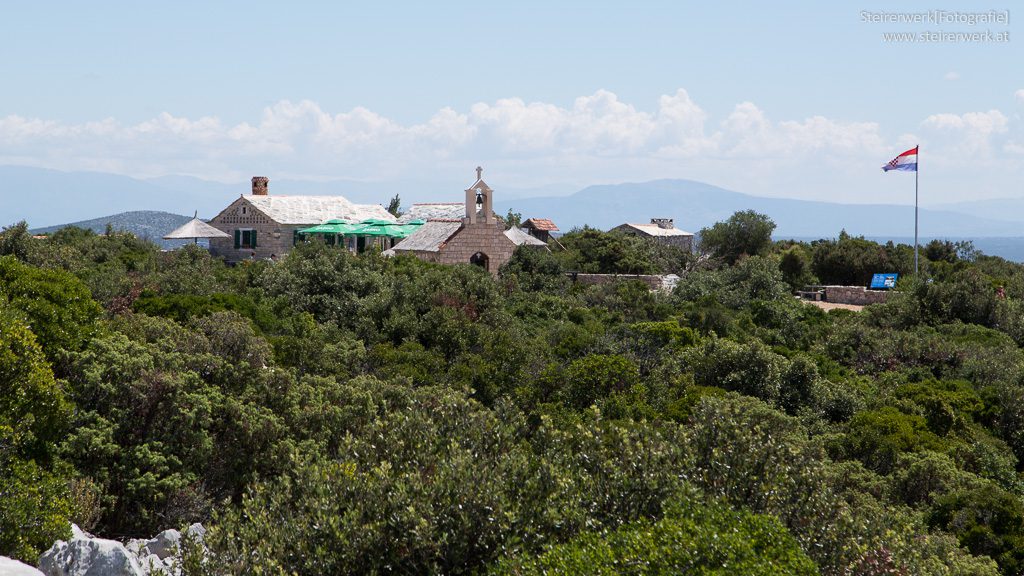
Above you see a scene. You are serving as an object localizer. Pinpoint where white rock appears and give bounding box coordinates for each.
[38,535,144,576]
[135,554,166,576]
[121,541,145,558]
[0,556,45,576]
[183,524,205,543]
[68,526,90,542]
[140,530,179,561]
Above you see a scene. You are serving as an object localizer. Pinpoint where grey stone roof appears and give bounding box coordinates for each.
[505,226,547,247]
[613,223,694,237]
[398,203,465,223]
[391,220,463,253]
[244,195,395,225]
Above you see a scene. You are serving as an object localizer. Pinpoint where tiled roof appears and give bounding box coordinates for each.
[244,195,396,225]
[523,218,559,232]
[505,226,548,247]
[398,203,464,223]
[614,223,694,237]
[391,220,463,253]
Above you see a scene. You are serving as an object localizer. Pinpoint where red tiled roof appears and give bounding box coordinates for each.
[524,218,559,231]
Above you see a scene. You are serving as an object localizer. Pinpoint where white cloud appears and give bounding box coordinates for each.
[0,91,1018,204]
[944,71,960,81]
[1016,89,1024,104]
[716,102,886,160]
[921,110,1009,155]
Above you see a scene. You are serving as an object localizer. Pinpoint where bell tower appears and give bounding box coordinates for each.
[464,166,495,225]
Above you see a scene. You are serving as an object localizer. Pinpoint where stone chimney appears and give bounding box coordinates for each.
[251,176,269,196]
[651,218,674,229]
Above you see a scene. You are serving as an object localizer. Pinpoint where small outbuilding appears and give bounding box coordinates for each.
[522,218,559,243]
[609,218,694,251]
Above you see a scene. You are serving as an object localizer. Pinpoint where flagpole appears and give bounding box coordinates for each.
[914,145,919,276]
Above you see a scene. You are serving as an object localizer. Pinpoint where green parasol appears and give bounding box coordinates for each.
[298,219,359,235]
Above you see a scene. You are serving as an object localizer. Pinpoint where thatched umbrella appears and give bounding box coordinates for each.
[163,213,230,244]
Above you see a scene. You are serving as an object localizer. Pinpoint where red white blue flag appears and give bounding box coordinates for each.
[883,146,918,172]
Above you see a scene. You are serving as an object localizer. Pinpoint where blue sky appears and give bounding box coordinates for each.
[1,1,1020,204]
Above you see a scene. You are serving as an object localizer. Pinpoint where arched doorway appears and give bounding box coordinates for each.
[470,251,489,271]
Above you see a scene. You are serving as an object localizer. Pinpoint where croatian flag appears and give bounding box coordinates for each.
[883,146,918,172]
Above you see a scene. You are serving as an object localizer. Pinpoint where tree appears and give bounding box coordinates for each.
[0,255,101,362]
[779,244,817,290]
[386,194,402,217]
[810,232,913,286]
[698,210,776,265]
[504,208,522,228]
[556,227,658,274]
[0,305,74,561]
[0,221,34,262]
[928,484,1024,575]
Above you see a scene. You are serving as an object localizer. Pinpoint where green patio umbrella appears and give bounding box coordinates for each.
[394,221,426,238]
[353,223,406,238]
[298,219,359,235]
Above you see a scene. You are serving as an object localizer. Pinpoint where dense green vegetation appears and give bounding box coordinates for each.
[4,216,1024,574]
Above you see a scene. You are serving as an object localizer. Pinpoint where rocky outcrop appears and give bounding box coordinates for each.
[37,524,204,576]
[0,556,46,576]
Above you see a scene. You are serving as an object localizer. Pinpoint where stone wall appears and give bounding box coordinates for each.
[209,223,300,262]
[567,273,665,291]
[658,235,693,252]
[209,197,300,262]
[438,220,517,274]
[400,249,441,263]
[823,285,890,306]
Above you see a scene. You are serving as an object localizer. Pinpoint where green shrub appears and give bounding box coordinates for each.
[493,498,818,575]
[561,354,640,410]
[687,339,786,405]
[842,407,948,474]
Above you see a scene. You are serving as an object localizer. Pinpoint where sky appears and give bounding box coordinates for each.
[0,0,1021,205]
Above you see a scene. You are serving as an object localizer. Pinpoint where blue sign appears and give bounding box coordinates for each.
[870,273,898,289]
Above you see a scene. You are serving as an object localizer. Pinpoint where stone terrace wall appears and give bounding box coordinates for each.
[824,285,890,306]
[568,273,665,291]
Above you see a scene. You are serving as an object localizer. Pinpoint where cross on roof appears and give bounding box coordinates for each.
[476,166,482,181]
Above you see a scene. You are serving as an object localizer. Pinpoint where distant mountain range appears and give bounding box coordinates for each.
[31,210,194,250]
[495,179,1024,239]
[0,165,565,228]
[6,165,1024,260]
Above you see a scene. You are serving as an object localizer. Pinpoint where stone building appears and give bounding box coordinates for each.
[390,168,541,273]
[610,218,694,251]
[522,218,559,243]
[208,177,395,262]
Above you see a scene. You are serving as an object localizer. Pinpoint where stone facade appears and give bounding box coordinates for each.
[610,218,694,252]
[437,220,517,274]
[208,197,299,261]
[206,177,395,263]
[823,285,890,306]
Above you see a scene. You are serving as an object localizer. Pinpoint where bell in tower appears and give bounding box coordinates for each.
[464,166,495,224]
